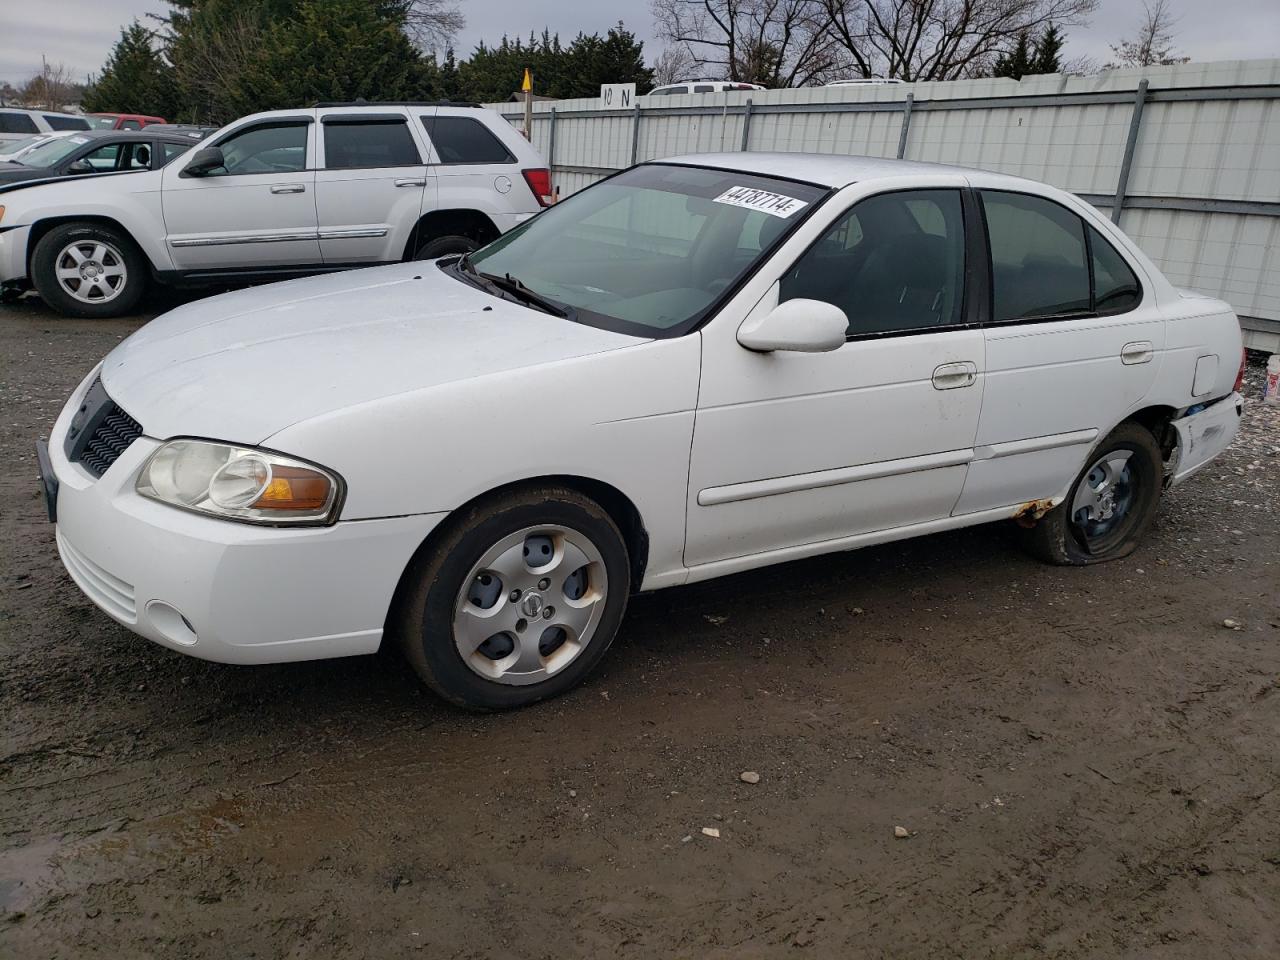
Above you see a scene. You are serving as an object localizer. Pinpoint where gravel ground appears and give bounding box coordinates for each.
[1,292,1277,959]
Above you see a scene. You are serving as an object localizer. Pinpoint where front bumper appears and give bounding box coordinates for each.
[1167,392,1244,486]
[0,225,31,285]
[43,402,444,665]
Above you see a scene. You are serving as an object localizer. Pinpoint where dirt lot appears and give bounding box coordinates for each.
[1,291,1277,960]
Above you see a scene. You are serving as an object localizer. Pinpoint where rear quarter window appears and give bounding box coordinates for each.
[0,112,39,134]
[421,116,515,164]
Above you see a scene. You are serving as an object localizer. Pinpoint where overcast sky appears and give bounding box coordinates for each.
[4,0,1278,87]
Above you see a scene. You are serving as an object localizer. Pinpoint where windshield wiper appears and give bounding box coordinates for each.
[479,271,573,320]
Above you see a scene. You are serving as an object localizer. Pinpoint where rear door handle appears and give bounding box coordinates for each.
[270,183,305,194]
[1121,341,1154,365]
[932,361,978,390]
[394,178,426,188]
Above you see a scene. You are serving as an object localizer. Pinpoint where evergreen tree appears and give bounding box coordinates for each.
[1033,23,1064,74]
[234,0,433,116]
[993,31,1033,80]
[82,22,176,117]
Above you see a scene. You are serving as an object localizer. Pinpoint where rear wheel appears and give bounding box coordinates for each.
[413,234,479,261]
[393,486,631,710]
[31,223,148,318]
[1021,422,1164,565]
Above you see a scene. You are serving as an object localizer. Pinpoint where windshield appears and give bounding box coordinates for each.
[0,136,44,159]
[468,164,828,336]
[88,116,118,129]
[15,135,88,168]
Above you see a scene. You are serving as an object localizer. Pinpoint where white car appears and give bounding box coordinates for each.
[0,107,91,148]
[647,81,766,96]
[0,102,551,316]
[38,153,1245,709]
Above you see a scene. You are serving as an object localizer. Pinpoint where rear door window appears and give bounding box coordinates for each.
[981,190,1090,321]
[44,115,90,131]
[323,118,421,169]
[421,116,514,164]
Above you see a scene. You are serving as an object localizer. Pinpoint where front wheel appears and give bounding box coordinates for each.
[392,487,631,710]
[30,223,148,318]
[1021,422,1164,565]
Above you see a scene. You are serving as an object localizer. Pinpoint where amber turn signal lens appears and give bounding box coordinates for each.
[251,466,332,511]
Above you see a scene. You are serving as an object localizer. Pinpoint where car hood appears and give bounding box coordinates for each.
[0,164,48,183]
[100,262,646,443]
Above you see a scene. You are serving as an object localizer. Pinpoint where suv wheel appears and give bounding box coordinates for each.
[392,486,631,710]
[31,223,148,318]
[413,235,479,261]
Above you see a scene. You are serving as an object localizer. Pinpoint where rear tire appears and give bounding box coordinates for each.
[1021,422,1164,566]
[392,486,631,710]
[31,223,148,318]
[413,235,479,261]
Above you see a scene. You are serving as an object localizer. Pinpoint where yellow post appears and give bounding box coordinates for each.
[522,68,533,141]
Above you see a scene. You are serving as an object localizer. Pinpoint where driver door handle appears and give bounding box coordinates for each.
[394,178,426,188]
[270,183,305,194]
[932,361,978,390]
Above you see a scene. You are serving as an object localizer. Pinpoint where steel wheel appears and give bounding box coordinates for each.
[453,524,608,686]
[54,240,129,305]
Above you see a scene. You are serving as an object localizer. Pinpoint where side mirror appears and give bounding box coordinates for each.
[184,146,225,176]
[737,298,848,353]
[65,160,93,175]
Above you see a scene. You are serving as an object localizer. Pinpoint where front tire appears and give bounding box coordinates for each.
[392,486,631,710]
[31,223,148,318]
[1021,421,1164,565]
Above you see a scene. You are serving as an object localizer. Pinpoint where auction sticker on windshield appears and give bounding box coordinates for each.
[713,186,808,218]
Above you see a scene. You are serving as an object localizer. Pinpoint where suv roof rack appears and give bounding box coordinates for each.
[312,100,482,109]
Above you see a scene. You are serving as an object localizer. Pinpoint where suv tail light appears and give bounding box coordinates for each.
[522,168,553,207]
[1233,347,1247,393]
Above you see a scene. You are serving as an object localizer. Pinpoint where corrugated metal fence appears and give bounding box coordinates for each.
[490,59,1280,352]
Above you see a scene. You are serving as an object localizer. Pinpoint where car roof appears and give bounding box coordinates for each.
[656,151,1037,190]
[62,129,197,145]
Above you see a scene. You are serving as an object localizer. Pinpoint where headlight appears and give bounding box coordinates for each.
[136,439,342,525]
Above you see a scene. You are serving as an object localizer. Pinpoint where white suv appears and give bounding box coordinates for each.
[0,102,551,317]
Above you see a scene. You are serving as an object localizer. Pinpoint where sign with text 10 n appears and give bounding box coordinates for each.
[600,84,637,109]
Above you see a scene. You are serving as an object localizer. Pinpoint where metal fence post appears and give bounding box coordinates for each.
[1112,79,1149,224]
[740,98,754,151]
[896,93,914,159]
[547,106,557,191]
[630,104,642,165]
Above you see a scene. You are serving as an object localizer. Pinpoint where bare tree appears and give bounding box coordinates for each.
[169,10,264,122]
[401,0,466,54]
[21,59,77,111]
[816,0,1099,82]
[652,45,697,85]
[652,0,840,86]
[1106,0,1189,68]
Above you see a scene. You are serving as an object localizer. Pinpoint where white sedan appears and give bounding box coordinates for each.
[38,153,1245,709]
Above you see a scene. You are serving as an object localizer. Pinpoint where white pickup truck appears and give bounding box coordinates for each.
[0,102,551,317]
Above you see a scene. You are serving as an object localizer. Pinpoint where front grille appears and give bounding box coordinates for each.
[63,377,144,479]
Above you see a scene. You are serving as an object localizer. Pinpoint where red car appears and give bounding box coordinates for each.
[87,113,166,131]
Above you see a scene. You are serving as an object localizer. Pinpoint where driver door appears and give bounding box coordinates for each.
[685,183,986,568]
[161,115,321,271]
